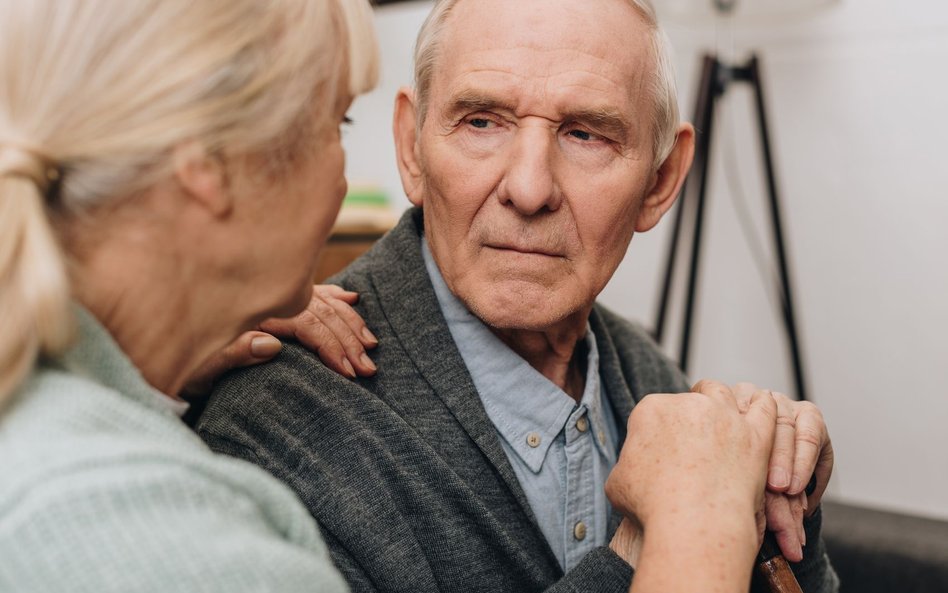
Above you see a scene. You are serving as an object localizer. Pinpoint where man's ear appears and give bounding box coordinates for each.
[393,87,425,207]
[172,140,231,217]
[635,123,695,232]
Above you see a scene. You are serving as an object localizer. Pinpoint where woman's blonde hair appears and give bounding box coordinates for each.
[0,0,379,405]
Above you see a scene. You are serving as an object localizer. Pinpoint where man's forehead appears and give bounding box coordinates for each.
[432,0,653,107]
[431,50,652,135]
[440,0,652,60]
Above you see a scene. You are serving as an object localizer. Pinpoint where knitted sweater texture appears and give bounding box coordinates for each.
[0,308,347,593]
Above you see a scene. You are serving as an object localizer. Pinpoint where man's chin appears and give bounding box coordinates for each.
[463,291,579,333]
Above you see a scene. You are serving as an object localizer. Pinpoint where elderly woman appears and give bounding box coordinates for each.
[0,0,377,590]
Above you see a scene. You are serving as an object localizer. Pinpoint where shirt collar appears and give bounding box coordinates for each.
[422,238,612,472]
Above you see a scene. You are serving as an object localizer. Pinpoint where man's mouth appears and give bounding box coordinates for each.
[484,243,563,258]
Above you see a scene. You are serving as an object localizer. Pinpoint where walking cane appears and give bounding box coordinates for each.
[757,531,804,593]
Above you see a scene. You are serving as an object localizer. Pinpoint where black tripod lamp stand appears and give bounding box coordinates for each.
[652,53,809,401]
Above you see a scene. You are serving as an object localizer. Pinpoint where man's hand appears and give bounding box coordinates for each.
[182,285,377,399]
[606,384,777,544]
[729,381,834,562]
[605,383,777,585]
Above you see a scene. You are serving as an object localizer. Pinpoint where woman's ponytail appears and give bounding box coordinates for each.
[0,146,72,407]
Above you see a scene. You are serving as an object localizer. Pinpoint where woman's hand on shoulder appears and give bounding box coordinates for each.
[182,284,377,399]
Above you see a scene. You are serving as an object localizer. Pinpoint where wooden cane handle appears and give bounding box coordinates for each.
[757,554,804,593]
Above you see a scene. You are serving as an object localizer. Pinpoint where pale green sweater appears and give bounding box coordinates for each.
[0,309,348,593]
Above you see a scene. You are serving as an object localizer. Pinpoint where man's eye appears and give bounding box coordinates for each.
[568,129,595,141]
[468,118,492,129]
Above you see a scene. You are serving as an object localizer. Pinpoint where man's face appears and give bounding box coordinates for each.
[409,0,667,331]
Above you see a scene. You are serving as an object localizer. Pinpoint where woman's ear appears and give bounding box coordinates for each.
[393,87,425,207]
[172,140,231,217]
[635,123,695,233]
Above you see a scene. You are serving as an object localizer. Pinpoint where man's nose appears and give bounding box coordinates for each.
[498,125,562,215]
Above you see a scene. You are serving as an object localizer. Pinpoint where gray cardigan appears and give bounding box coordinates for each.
[198,208,837,593]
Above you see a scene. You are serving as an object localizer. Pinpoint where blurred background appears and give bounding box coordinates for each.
[340,0,948,531]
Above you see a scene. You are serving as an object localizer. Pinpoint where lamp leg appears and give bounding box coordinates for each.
[747,55,809,401]
[654,54,719,366]
[678,55,721,371]
[654,54,809,402]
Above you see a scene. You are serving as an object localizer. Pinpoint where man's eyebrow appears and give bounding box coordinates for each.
[443,91,517,117]
[565,108,633,142]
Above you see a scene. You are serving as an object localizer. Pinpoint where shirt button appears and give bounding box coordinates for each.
[573,521,587,541]
[526,432,541,448]
[576,416,589,433]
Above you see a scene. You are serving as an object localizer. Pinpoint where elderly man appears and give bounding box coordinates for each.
[198,0,837,591]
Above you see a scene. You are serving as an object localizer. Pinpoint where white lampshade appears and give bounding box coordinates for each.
[660,0,839,23]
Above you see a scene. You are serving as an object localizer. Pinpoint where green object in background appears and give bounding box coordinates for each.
[344,186,388,208]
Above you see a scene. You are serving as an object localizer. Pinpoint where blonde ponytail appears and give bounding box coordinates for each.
[0,147,72,406]
[0,0,378,407]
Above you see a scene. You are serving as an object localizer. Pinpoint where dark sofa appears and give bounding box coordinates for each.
[821,501,948,593]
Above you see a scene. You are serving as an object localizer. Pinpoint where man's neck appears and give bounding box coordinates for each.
[490,311,591,402]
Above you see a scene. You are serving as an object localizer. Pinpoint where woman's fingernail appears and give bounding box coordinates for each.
[361,327,378,345]
[250,336,282,358]
[360,353,377,372]
[343,358,356,378]
[769,467,790,489]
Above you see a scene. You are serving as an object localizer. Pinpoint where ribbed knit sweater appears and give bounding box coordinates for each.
[0,308,347,593]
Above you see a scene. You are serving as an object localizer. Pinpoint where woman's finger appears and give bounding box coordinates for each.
[258,287,377,378]
[312,283,360,305]
[314,285,378,348]
[267,311,359,378]
[181,331,281,399]
[296,293,376,376]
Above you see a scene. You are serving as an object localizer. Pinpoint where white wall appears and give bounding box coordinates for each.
[344,0,948,522]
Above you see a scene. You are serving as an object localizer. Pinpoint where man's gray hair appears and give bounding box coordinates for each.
[412,0,681,169]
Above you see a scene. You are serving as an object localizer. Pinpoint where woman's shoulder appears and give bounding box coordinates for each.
[0,365,297,516]
[1,364,198,470]
[0,366,345,592]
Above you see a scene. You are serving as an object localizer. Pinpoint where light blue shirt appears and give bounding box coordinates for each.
[422,240,620,571]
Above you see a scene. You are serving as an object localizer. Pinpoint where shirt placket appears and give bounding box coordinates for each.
[562,405,598,570]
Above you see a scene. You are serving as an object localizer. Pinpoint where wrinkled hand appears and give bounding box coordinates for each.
[182,285,377,399]
[727,381,834,562]
[258,284,378,378]
[606,383,777,554]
